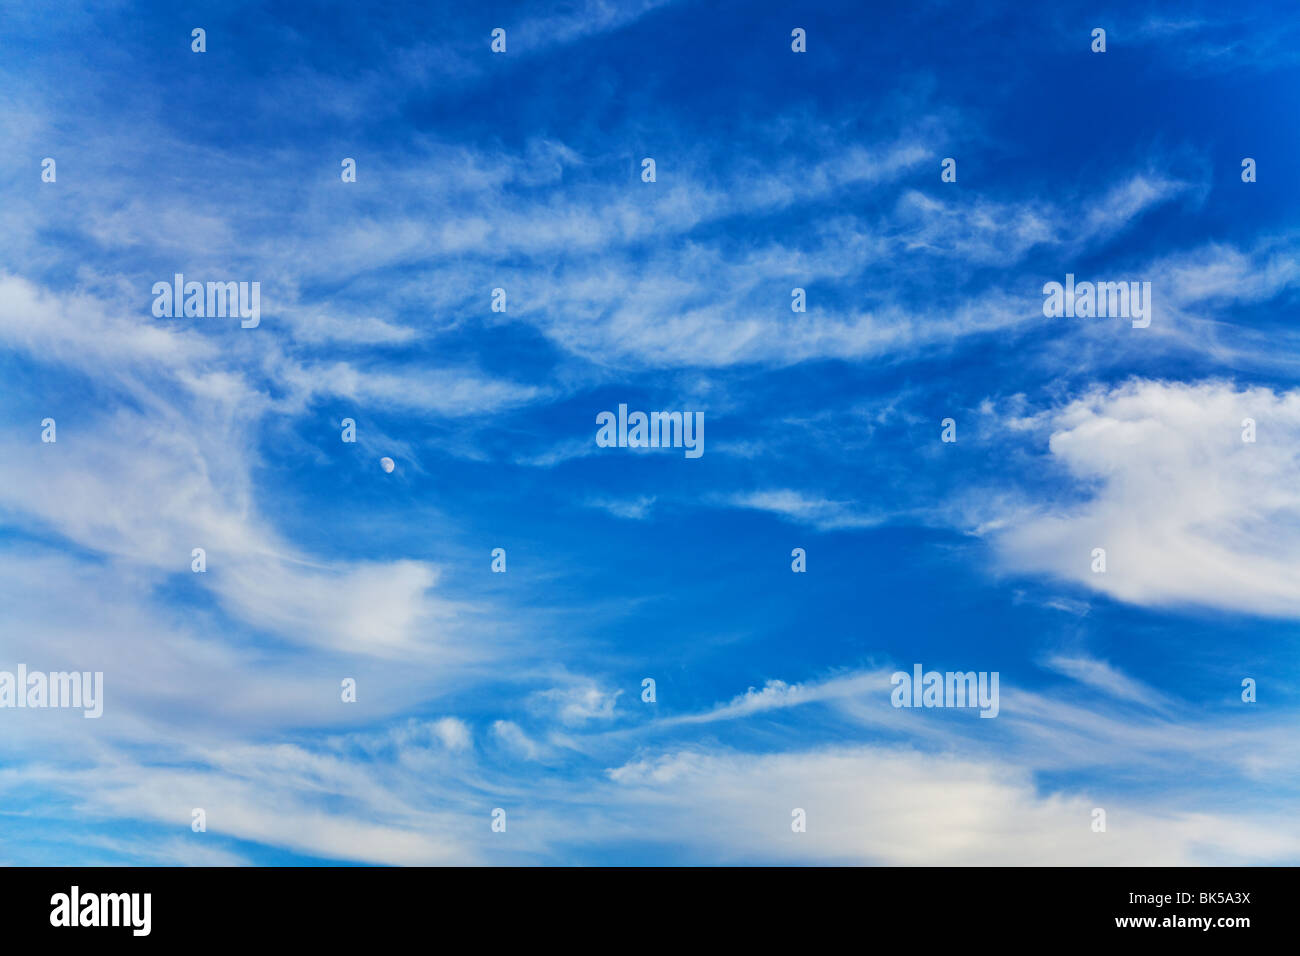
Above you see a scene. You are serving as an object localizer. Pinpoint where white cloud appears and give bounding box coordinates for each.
[491,720,544,760]
[988,379,1300,617]
[586,496,656,520]
[659,675,872,726]
[277,360,544,417]
[384,718,473,753]
[1042,655,1174,713]
[430,718,474,752]
[531,683,622,725]
[0,655,1293,865]
[604,745,1300,864]
[725,489,882,530]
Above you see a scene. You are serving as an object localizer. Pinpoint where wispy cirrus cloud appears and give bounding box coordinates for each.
[2,0,1296,869]
[723,489,884,531]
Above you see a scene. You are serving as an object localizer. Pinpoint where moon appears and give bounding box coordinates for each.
[380,457,395,473]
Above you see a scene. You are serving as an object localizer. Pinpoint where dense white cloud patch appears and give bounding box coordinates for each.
[990,379,1300,616]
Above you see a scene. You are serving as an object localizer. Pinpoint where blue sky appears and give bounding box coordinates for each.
[0,0,1298,865]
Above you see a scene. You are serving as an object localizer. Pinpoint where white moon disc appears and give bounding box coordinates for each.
[380,457,395,473]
